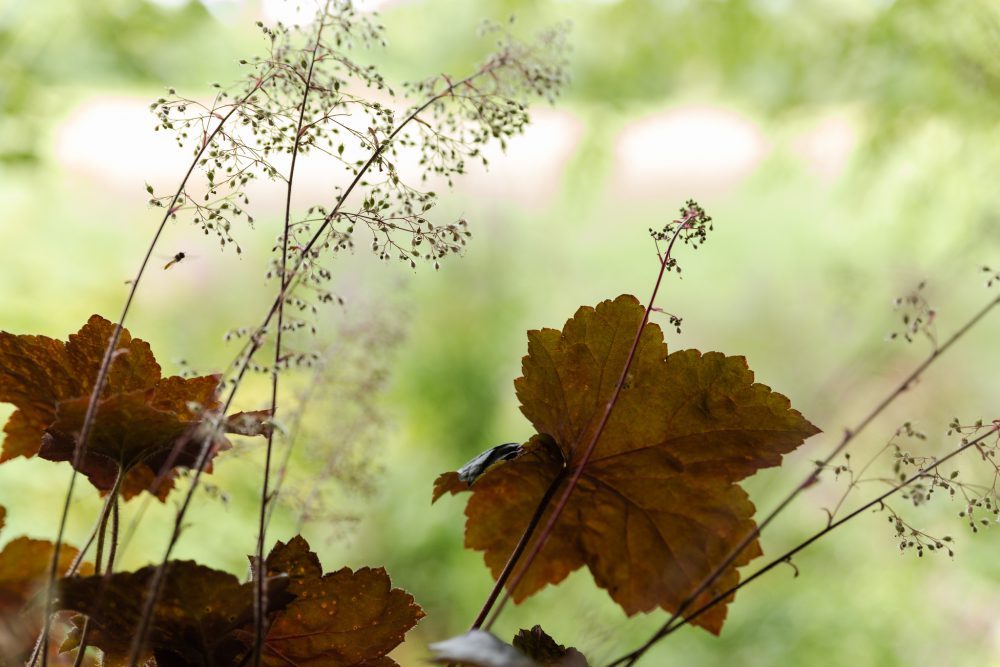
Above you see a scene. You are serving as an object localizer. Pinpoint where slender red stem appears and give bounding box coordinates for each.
[127,344,261,667]
[470,467,567,630]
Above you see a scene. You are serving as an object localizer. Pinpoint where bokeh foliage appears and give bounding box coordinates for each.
[0,0,998,665]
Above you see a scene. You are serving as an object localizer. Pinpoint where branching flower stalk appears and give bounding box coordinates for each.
[472,202,714,631]
[113,9,566,666]
[34,67,277,667]
[262,312,399,534]
[608,423,1000,667]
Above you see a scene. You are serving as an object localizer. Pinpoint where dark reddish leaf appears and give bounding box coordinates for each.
[0,532,91,663]
[0,316,269,501]
[512,626,589,666]
[39,379,227,502]
[435,295,820,633]
[257,535,424,666]
[55,560,292,666]
[432,470,466,503]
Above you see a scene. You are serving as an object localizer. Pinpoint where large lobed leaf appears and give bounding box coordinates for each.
[258,535,425,667]
[434,295,820,633]
[0,506,93,664]
[0,315,268,500]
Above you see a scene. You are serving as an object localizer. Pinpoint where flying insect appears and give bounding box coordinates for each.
[163,252,186,270]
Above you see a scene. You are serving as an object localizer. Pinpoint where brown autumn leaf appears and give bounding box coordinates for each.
[0,315,270,500]
[254,535,424,667]
[433,295,820,633]
[55,560,292,667]
[0,525,92,664]
[512,626,589,667]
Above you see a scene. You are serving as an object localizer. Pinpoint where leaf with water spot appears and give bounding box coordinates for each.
[255,535,424,666]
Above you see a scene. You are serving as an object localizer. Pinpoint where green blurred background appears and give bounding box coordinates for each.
[1,0,998,664]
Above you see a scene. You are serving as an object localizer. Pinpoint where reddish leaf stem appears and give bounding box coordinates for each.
[66,469,123,667]
[609,424,1000,667]
[612,292,999,666]
[470,467,568,630]
[479,209,699,631]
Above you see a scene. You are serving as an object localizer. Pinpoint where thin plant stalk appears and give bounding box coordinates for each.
[127,353,261,667]
[470,468,567,630]
[64,470,123,667]
[264,340,337,532]
[253,5,331,664]
[71,495,121,667]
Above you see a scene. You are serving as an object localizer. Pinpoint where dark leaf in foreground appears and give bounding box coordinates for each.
[55,560,292,666]
[512,626,589,666]
[0,531,91,664]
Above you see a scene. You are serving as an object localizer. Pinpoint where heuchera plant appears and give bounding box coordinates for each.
[1,2,998,667]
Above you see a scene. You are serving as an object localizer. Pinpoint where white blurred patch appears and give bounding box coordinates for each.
[613,105,769,199]
[52,93,583,214]
[792,113,857,181]
[261,0,396,24]
[455,108,584,208]
[53,96,191,194]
